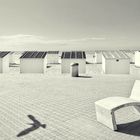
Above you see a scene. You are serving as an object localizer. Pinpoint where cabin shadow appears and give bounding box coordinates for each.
[86,61,93,64]
[117,120,140,136]
[46,65,52,68]
[78,75,92,78]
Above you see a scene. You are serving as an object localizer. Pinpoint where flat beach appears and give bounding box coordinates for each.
[0,60,140,140]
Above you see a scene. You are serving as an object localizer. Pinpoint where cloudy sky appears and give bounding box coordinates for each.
[0,0,140,50]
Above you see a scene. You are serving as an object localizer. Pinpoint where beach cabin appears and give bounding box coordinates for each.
[61,51,86,73]
[121,50,135,64]
[135,51,140,67]
[102,51,130,74]
[47,51,59,64]
[0,51,10,73]
[95,51,102,63]
[9,51,23,64]
[20,51,47,73]
[86,51,95,64]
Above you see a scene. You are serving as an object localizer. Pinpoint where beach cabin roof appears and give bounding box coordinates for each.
[61,51,86,59]
[120,50,135,54]
[47,51,59,54]
[10,51,24,55]
[102,51,130,60]
[20,51,47,59]
[0,51,10,58]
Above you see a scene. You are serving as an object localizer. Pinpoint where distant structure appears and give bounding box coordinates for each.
[121,50,135,64]
[135,51,140,67]
[9,51,23,64]
[0,51,10,73]
[46,51,59,64]
[70,63,79,77]
[86,51,95,64]
[102,51,130,74]
[94,51,102,64]
[61,51,86,73]
[20,51,47,73]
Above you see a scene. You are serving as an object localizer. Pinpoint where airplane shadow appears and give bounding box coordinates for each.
[17,115,46,137]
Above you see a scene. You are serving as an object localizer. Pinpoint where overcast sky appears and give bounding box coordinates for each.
[0,0,140,50]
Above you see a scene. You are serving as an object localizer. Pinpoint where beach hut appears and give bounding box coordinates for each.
[86,51,95,64]
[0,51,10,73]
[135,51,140,67]
[46,51,59,64]
[94,51,102,63]
[61,51,86,73]
[102,51,130,74]
[20,51,47,73]
[121,50,135,64]
[9,51,23,64]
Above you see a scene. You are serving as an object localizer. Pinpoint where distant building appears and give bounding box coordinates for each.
[20,51,47,73]
[102,51,130,74]
[135,51,140,67]
[61,51,86,73]
[9,51,23,64]
[0,51,10,73]
[121,50,135,64]
[94,51,102,63]
[47,51,59,64]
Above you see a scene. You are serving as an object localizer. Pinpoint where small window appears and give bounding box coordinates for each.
[116,59,119,62]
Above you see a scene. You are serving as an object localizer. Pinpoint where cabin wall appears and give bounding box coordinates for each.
[135,51,140,67]
[47,54,59,64]
[10,53,22,64]
[102,56,130,74]
[20,58,46,73]
[95,52,102,63]
[2,55,10,73]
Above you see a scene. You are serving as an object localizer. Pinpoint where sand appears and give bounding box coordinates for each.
[0,62,140,139]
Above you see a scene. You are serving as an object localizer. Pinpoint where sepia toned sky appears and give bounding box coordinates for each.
[0,0,140,50]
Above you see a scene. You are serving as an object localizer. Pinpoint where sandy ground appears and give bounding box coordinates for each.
[0,58,140,139]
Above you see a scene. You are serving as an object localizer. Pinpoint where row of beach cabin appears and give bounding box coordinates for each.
[0,50,140,74]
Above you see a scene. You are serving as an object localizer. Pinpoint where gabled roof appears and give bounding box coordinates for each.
[102,51,130,59]
[20,51,47,59]
[61,51,86,59]
[0,51,10,58]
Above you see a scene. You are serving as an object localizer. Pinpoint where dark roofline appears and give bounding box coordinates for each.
[61,51,86,59]
[0,51,10,58]
[20,51,47,59]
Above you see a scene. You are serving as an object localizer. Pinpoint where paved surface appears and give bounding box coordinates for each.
[0,63,140,139]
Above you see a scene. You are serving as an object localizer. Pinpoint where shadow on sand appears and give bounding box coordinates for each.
[47,66,52,68]
[117,120,140,136]
[78,75,92,78]
[17,115,46,137]
[86,62,93,64]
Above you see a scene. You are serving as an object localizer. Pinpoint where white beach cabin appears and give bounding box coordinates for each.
[102,51,130,74]
[135,51,140,67]
[61,51,86,73]
[121,50,135,64]
[9,51,23,64]
[94,51,102,63]
[47,51,59,64]
[86,51,95,64]
[20,51,47,73]
[0,51,10,73]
